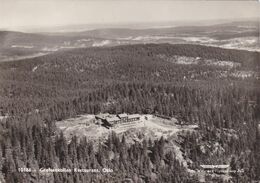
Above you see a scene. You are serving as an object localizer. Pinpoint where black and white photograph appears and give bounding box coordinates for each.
[0,0,259,182]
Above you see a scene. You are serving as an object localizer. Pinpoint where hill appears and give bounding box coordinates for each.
[0,20,259,62]
[0,43,259,182]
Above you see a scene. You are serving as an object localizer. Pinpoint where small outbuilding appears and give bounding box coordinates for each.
[200,165,229,174]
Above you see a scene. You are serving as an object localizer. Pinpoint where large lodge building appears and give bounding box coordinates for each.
[95,113,141,128]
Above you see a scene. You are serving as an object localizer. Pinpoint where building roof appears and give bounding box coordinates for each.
[106,117,120,123]
[200,165,229,169]
[118,113,128,118]
[128,114,141,119]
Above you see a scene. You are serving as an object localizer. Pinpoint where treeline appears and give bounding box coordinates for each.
[1,43,259,71]
[0,120,195,183]
[45,82,258,130]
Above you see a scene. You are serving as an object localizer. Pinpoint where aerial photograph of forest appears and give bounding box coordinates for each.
[0,0,259,182]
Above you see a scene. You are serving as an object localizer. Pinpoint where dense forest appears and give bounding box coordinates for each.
[0,44,259,182]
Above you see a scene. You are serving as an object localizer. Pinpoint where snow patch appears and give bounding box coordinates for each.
[205,60,241,68]
[132,35,177,41]
[117,37,133,40]
[77,39,92,42]
[181,37,217,44]
[42,47,58,52]
[157,54,199,65]
[0,115,8,120]
[92,40,111,47]
[220,37,259,51]
[11,45,34,49]
[231,71,255,78]
[32,66,38,72]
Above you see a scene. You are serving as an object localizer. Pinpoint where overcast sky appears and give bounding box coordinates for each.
[0,0,259,31]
